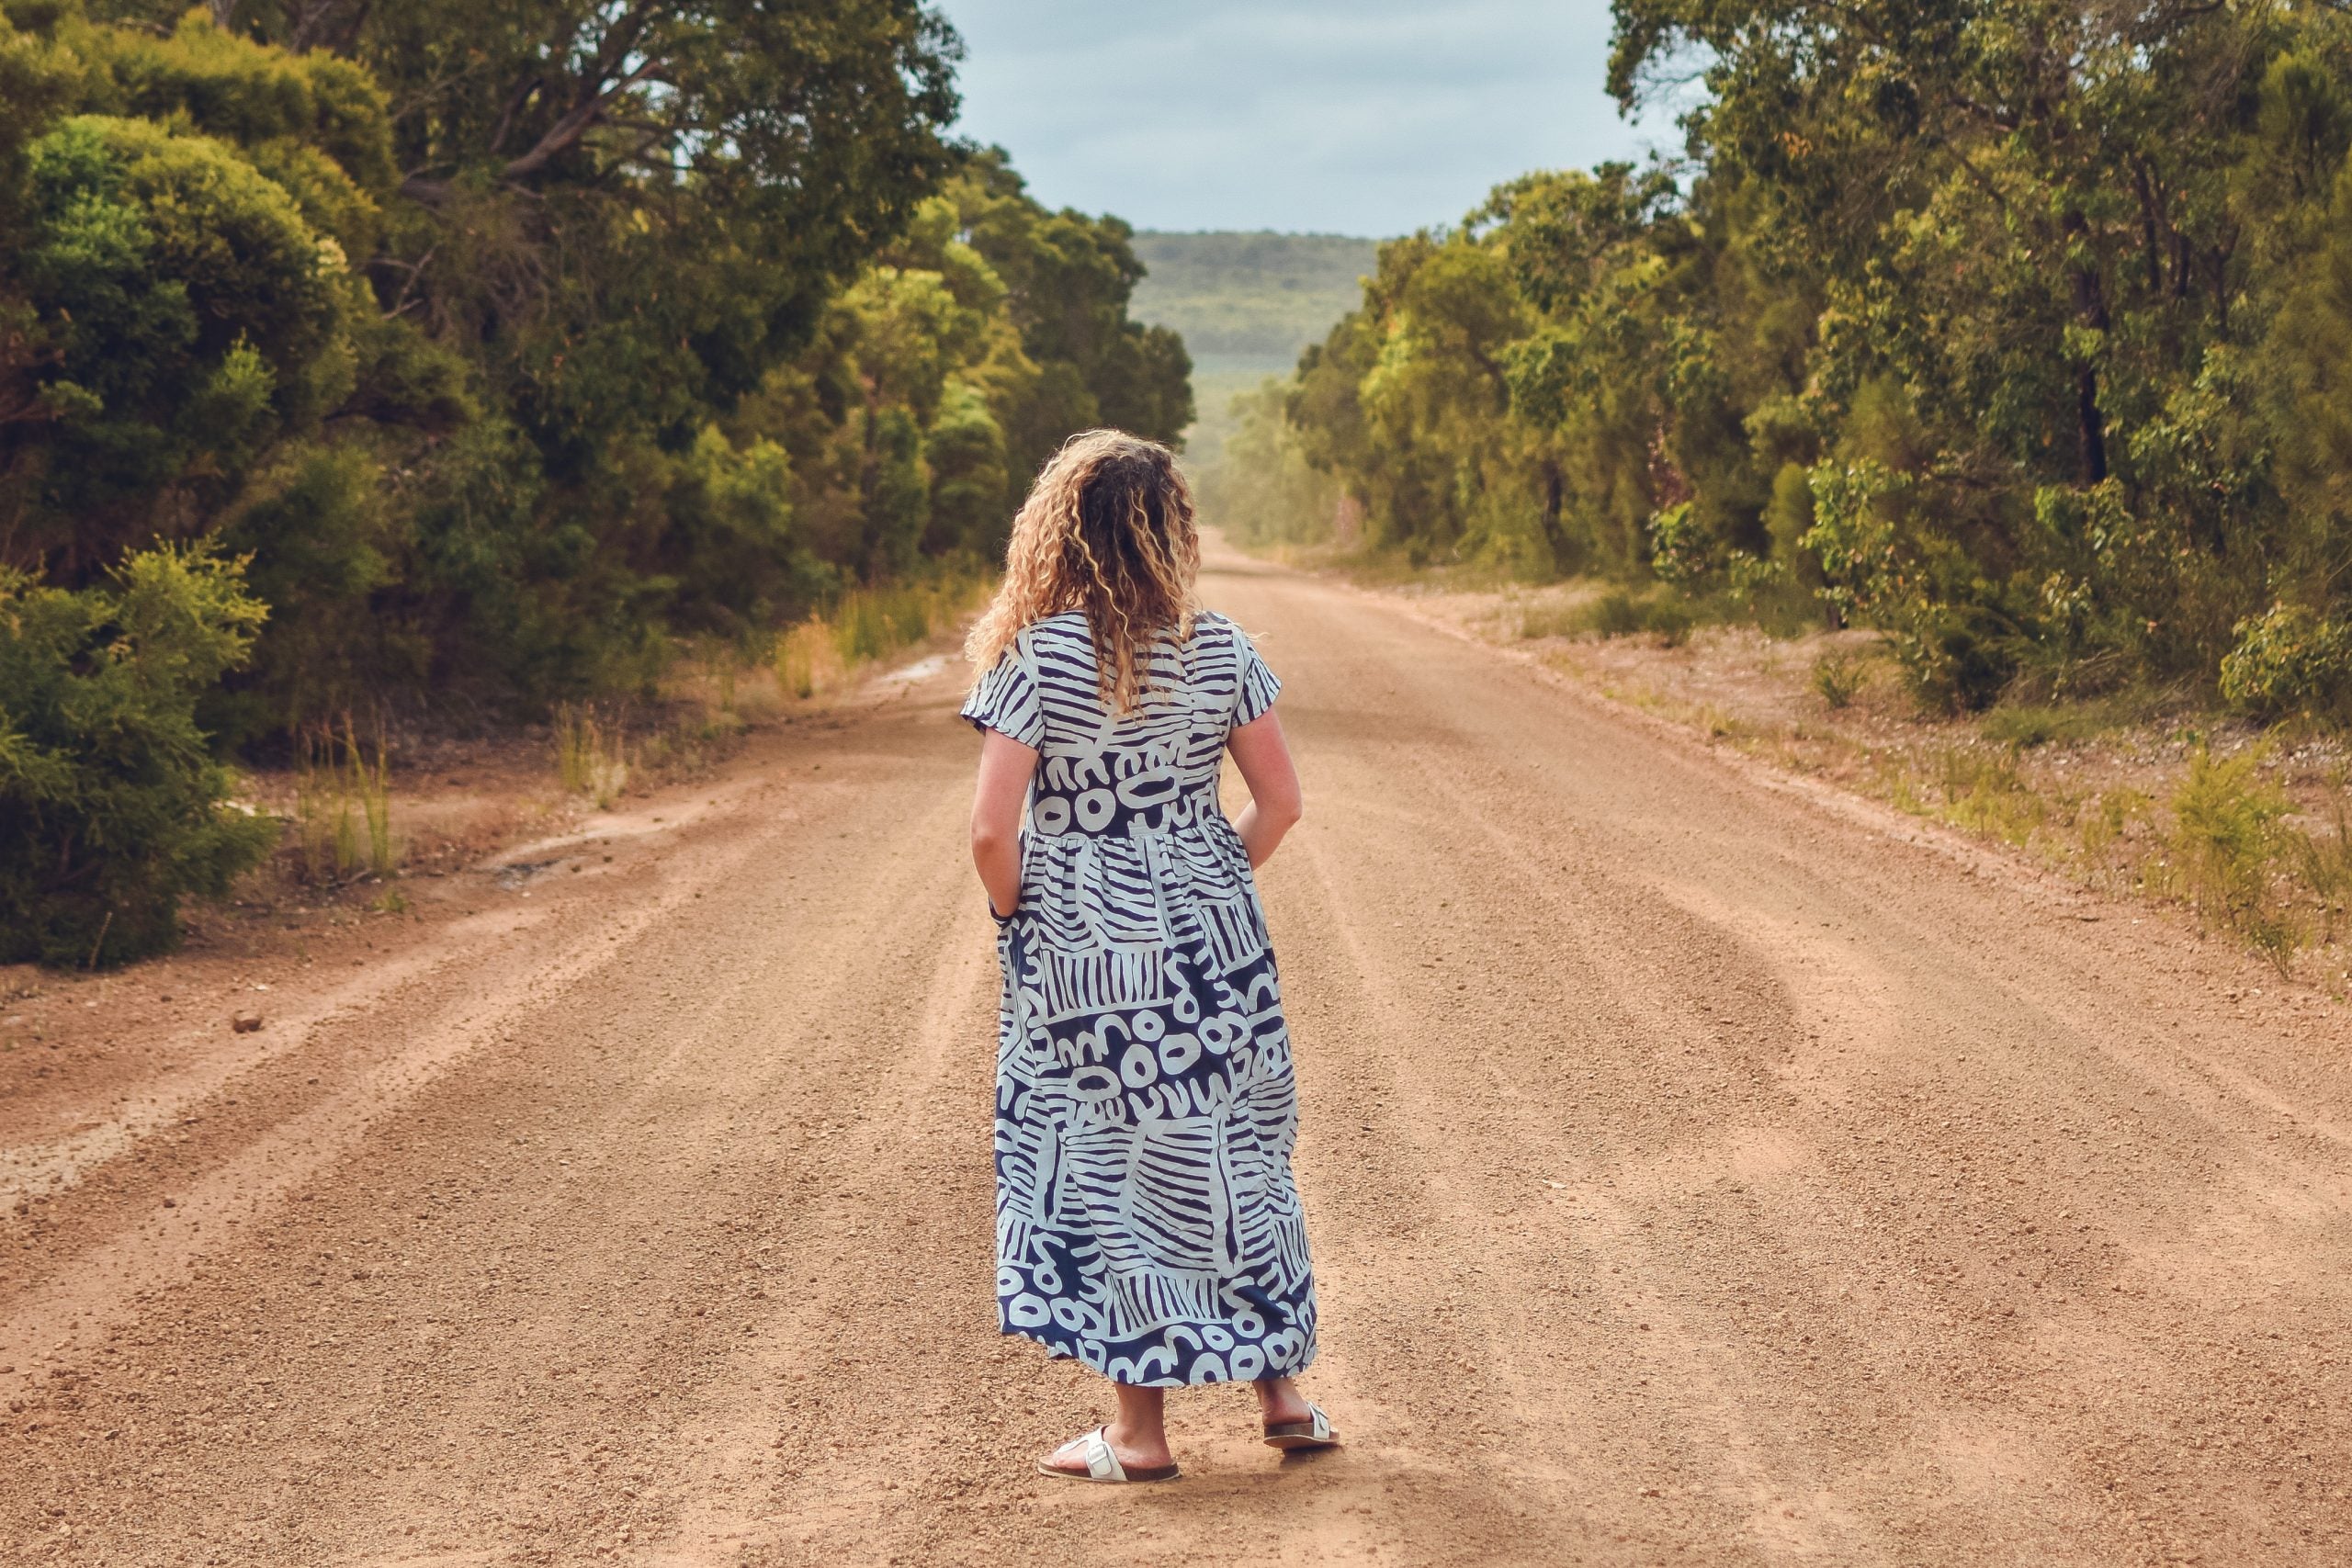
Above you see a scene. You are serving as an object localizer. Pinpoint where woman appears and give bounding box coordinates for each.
[961,429,1338,1483]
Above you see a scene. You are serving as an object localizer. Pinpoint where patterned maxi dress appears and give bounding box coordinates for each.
[960,608,1317,1388]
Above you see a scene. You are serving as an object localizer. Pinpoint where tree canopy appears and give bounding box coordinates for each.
[1227,0,2352,719]
[0,0,1190,964]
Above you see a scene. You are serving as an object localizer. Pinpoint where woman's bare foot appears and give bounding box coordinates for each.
[1037,1382,1174,1476]
[1036,1419,1177,1476]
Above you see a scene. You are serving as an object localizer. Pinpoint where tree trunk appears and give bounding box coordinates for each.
[1537,458,1574,573]
[2132,161,2165,296]
[2064,213,2111,486]
[2075,365,2108,486]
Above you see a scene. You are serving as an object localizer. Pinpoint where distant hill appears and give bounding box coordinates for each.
[1128,231,1377,376]
[1127,231,1379,457]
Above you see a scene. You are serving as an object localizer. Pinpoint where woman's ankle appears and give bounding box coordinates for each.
[1254,1374,1309,1418]
[1109,1383,1170,1455]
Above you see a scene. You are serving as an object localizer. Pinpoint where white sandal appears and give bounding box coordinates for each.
[1263,1402,1340,1450]
[1036,1425,1182,1483]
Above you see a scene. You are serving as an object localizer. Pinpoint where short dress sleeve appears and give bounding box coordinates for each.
[1231,621,1282,728]
[960,633,1047,748]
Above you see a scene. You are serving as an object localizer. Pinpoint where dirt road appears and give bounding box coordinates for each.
[6,545,2351,1566]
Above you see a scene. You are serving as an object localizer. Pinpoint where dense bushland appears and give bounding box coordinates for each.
[0,1,1188,964]
[1215,1,2352,724]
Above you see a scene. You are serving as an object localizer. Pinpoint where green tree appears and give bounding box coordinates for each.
[1238,0,2352,712]
[0,4,1190,961]
[0,545,276,966]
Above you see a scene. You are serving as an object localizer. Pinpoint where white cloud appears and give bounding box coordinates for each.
[936,0,1679,234]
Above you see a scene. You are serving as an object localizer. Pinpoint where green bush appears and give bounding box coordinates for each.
[1572,586,1698,644]
[1811,649,1870,709]
[1646,502,1713,588]
[1588,587,1647,637]
[2168,742,2295,938]
[1645,596,1696,647]
[2219,604,2352,717]
[1894,608,2018,714]
[0,546,276,967]
[15,112,350,558]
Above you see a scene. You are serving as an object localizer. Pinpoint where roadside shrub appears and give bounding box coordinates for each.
[1724,550,1820,637]
[1588,588,1647,637]
[1513,598,1588,640]
[2219,604,2352,718]
[1576,587,1694,644]
[1647,502,1713,588]
[1811,649,1869,708]
[1645,596,1696,648]
[1934,746,2048,845]
[1893,608,2018,714]
[0,547,277,967]
[2297,780,2352,944]
[2167,742,2296,950]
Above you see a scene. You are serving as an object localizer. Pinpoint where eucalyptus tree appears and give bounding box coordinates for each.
[1248,0,2352,715]
[1607,0,2340,702]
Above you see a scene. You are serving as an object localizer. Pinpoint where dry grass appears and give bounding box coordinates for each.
[553,703,631,809]
[1875,729,2348,984]
[548,570,994,810]
[290,716,398,886]
[228,570,996,938]
[774,574,992,701]
[1368,570,2352,994]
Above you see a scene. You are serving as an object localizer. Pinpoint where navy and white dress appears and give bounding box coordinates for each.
[961,609,1317,1388]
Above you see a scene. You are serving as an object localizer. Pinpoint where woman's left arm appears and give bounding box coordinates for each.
[970,728,1041,919]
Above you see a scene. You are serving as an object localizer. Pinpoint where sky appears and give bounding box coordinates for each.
[933,0,1684,238]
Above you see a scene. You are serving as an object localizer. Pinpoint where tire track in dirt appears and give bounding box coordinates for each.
[1226,558,2352,1565]
[0,880,715,1402]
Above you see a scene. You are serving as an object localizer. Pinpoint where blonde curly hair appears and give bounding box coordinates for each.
[965,428,1201,714]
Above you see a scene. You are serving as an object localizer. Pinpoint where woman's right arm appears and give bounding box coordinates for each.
[970,728,1040,918]
[1227,710,1303,869]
